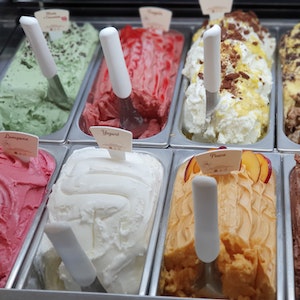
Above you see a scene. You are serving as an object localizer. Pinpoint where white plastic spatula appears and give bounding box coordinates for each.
[99,27,147,138]
[19,16,72,110]
[192,175,223,298]
[203,24,221,117]
[44,222,106,293]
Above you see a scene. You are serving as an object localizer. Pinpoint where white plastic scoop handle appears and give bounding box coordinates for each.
[192,175,220,263]
[99,27,132,99]
[19,16,57,79]
[203,24,221,94]
[44,222,97,287]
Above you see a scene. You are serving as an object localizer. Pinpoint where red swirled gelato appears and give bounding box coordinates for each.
[80,25,184,138]
[0,148,56,287]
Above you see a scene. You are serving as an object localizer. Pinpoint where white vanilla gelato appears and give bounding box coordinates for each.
[34,147,163,294]
[182,11,276,144]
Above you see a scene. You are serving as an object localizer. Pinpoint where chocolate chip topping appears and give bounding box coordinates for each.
[239,71,250,79]
[198,73,204,80]
[214,10,270,42]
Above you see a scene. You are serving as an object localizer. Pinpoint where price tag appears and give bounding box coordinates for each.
[35,9,70,40]
[139,7,172,32]
[0,131,39,162]
[198,0,233,20]
[89,126,132,160]
[195,149,241,175]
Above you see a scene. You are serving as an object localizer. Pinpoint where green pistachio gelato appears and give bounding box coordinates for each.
[0,22,98,136]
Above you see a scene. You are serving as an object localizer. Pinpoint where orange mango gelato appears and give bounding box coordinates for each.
[160,156,276,299]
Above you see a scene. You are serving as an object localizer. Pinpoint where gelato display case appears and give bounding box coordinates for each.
[0,0,300,299]
[149,149,284,299]
[67,21,190,148]
[13,146,172,295]
[283,154,300,300]
[277,24,300,152]
[0,20,100,143]
[170,11,278,151]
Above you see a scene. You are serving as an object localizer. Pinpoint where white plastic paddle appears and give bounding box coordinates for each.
[99,26,147,138]
[44,222,106,293]
[192,175,223,297]
[203,24,221,117]
[19,16,72,110]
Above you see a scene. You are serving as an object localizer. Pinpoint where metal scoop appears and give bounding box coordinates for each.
[99,27,147,138]
[19,16,72,110]
[192,175,223,298]
[45,222,106,293]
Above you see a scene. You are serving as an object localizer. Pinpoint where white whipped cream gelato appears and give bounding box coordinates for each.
[34,147,163,294]
[182,11,276,144]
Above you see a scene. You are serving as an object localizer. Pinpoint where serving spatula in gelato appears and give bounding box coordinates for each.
[19,16,72,110]
[203,24,221,117]
[44,222,106,293]
[99,26,147,139]
[192,175,223,298]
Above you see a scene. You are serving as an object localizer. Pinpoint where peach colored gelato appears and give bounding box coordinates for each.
[160,157,276,299]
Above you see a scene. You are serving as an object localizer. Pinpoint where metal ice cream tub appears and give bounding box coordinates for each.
[4,143,68,289]
[169,21,279,152]
[12,145,172,296]
[283,154,299,300]
[0,21,100,144]
[149,149,284,300]
[67,20,192,148]
[276,22,300,152]
[0,19,18,70]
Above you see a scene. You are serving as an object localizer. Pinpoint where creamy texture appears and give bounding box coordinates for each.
[35,147,163,294]
[160,156,276,299]
[0,148,56,288]
[80,25,184,139]
[289,154,300,298]
[0,22,98,136]
[280,23,300,144]
[182,10,275,144]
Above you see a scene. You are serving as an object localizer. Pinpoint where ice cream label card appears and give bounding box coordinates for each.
[0,131,38,162]
[195,149,242,175]
[198,0,233,19]
[35,9,70,32]
[139,7,172,32]
[35,9,70,40]
[90,126,132,160]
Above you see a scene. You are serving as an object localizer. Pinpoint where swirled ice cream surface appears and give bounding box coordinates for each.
[34,147,163,294]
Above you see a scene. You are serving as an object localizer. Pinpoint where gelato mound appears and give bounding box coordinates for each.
[160,151,276,299]
[0,22,98,136]
[80,25,184,139]
[182,10,276,144]
[34,147,163,294]
[289,154,300,298]
[0,148,56,288]
[280,23,300,144]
